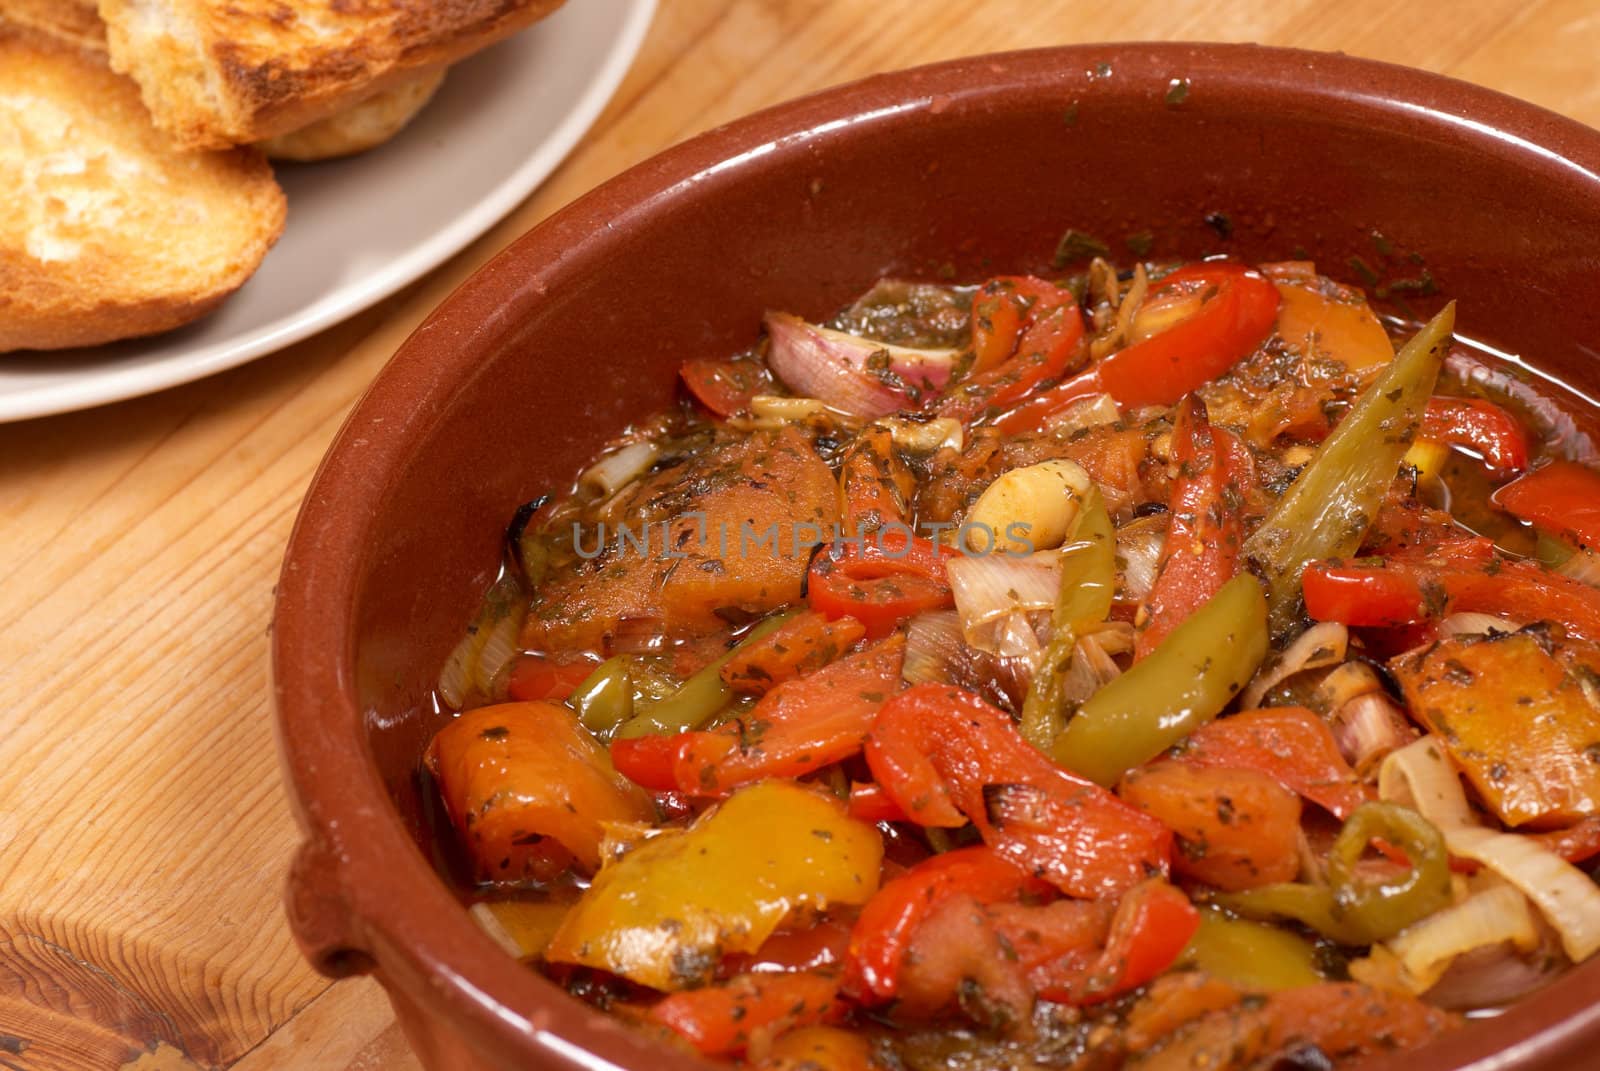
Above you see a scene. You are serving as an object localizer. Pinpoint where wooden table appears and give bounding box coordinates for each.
[3,1,1597,1067]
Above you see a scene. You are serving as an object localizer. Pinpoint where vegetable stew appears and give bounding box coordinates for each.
[423,257,1600,1070]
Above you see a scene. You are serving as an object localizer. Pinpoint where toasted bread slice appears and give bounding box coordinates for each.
[0,0,104,51]
[259,66,446,162]
[0,29,285,352]
[99,0,565,151]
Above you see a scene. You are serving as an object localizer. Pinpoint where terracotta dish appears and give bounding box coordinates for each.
[273,43,1600,1071]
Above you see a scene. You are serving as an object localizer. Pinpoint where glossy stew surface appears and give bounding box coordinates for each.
[422,256,1600,1071]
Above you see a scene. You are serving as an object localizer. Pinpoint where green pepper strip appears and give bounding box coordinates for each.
[1051,573,1268,786]
[1244,304,1455,638]
[612,612,796,739]
[1214,801,1452,946]
[1179,908,1323,992]
[571,655,634,734]
[1535,532,1577,569]
[1019,487,1116,750]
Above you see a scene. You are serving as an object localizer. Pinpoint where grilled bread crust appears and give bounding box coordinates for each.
[259,66,446,161]
[0,0,104,51]
[0,28,285,351]
[100,0,566,150]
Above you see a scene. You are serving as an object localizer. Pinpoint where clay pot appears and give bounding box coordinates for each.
[274,43,1600,1071]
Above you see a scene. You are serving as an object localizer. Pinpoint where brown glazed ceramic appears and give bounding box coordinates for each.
[274,43,1600,1071]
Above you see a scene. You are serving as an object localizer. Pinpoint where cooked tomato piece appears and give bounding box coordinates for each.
[651,971,843,1056]
[1118,761,1302,891]
[1389,632,1600,827]
[680,356,774,417]
[524,427,839,652]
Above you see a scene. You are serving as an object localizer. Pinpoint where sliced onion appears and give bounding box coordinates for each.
[1083,619,1136,657]
[1239,622,1348,710]
[1043,393,1123,436]
[438,574,527,708]
[579,441,660,497]
[1380,737,1600,962]
[748,394,835,424]
[1439,612,1523,638]
[437,632,477,709]
[474,605,524,697]
[1424,941,1564,1010]
[1077,628,1125,683]
[904,611,966,685]
[1316,660,1383,711]
[882,415,964,454]
[1114,515,1166,602]
[1558,549,1600,588]
[764,311,957,418]
[991,610,1047,666]
[1377,736,1478,828]
[1111,264,1150,346]
[1046,624,1133,709]
[1387,882,1540,993]
[1331,691,1416,775]
[1443,828,1600,963]
[1129,287,1205,345]
[947,550,1061,655]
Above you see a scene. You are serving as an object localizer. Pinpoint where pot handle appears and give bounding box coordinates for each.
[286,837,376,978]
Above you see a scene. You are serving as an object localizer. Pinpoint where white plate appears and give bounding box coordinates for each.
[0,0,655,423]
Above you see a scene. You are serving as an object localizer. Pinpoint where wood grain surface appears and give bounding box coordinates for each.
[2,1,1598,1067]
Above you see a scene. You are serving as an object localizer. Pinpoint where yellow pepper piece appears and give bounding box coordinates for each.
[1180,909,1323,991]
[545,780,882,990]
[1403,439,1451,488]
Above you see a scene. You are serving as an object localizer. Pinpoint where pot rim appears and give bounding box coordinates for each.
[273,40,1600,1071]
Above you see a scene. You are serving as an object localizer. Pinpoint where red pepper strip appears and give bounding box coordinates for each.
[1371,836,1480,876]
[807,529,958,639]
[650,971,843,1056]
[609,733,690,793]
[724,919,855,976]
[995,262,1279,434]
[1032,879,1200,1005]
[720,611,867,695]
[1422,397,1530,476]
[506,653,599,702]
[611,636,906,796]
[847,780,911,824]
[1136,396,1254,658]
[844,845,1043,1002]
[680,356,774,418]
[865,684,1173,898]
[1492,460,1600,551]
[1303,555,1600,643]
[1179,707,1372,820]
[1530,816,1600,864]
[936,277,1085,422]
[968,278,1030,373]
